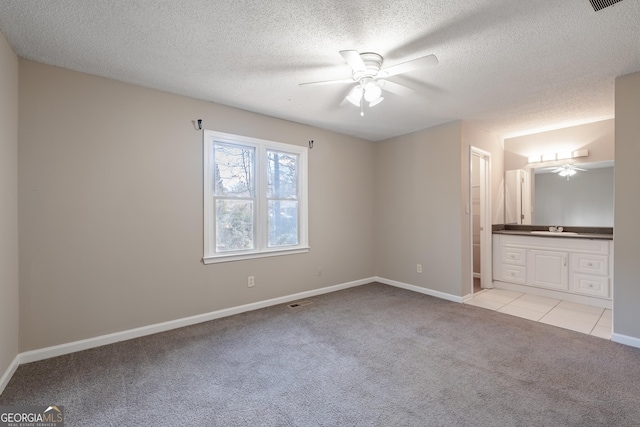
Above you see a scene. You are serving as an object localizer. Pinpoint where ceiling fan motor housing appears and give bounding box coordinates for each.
[353,52,383,80]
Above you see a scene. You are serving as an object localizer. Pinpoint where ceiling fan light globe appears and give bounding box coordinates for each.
[364,82,382,102]
[346,86,363,107]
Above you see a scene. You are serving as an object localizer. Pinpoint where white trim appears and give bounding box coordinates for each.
[469,146,493,293]
[376,277,463,303]
[611,333,640,349]
[203,130,309,262]
[0,355,20,396]
[5,277,640,391]
[203,246,310,264]
[17,278,373,365]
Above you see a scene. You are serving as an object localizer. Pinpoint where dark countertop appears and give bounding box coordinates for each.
[492,230,613,240]
[492,225,613,240]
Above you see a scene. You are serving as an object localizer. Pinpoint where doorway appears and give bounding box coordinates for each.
[470,147,492,294]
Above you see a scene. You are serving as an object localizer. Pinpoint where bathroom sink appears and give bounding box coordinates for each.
[530,231,578,235]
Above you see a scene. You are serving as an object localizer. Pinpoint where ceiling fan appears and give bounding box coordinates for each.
[300,50,438,116]
[552,164,587,179]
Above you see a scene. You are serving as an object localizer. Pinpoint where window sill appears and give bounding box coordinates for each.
[203,246,310,264]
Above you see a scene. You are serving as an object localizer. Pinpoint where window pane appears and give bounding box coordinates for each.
[214,144,254,197]
[216,199,254,252]
[267,150,298,199]
[268,200,298,247]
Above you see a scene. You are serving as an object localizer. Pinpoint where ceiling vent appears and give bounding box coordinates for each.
[588,0,623,11]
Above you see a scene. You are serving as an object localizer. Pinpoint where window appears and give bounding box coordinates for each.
[203,130,308,263]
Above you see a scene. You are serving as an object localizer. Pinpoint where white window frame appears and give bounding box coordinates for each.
[203,130,309,264]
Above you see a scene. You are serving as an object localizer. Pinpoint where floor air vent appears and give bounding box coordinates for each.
[588,0,623,11]
[288,300,313,308]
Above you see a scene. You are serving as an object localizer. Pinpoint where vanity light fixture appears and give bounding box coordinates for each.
[527,149,589,164]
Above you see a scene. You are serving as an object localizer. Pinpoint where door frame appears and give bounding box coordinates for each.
[469,146,492,293]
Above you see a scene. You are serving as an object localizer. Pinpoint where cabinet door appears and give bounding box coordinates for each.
[528,250,569,290]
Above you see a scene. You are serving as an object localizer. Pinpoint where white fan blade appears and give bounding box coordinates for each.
[551,167,564,173]
[574,167,588,171]
[339,50,366,73]
[381,54,438,77]
[378,80,415,97]
[299,78,354,86]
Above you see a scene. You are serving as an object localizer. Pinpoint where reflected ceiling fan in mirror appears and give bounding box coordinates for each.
[552,164,587,180]
[300,50,438,116]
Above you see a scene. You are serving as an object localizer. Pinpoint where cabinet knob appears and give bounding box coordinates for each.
[587,262,593,267]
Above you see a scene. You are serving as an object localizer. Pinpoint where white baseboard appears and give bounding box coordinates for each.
[7,275,637,395]
[611,332,640,349]
[376,277,463,303]
[0,355,20,396]
[16,277,374,367]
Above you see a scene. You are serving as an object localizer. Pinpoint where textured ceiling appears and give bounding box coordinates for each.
[1,0,639,141]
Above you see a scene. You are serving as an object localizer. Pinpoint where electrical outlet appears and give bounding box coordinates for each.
[248,276,255,287]
[417,264,423,273]
[316,267,322,277]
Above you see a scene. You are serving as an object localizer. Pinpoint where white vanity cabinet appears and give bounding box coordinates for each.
[493,234,613,307]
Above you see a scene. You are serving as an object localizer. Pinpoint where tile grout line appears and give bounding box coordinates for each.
[590,310,609,335]
[475,290,610,339]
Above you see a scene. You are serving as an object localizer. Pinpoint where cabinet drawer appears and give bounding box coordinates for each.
[502,265,527,284]
[571,254,608,276]
[572,274,610,298]
[502,247,526,265]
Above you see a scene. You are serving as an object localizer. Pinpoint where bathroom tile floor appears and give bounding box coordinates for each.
[465,288,612,339]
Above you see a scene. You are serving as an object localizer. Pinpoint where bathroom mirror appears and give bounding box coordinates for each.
[505,161,614,226]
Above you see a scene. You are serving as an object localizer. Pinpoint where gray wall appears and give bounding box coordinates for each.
[18,60,376,351]
[373,122,503,299]
[535,167,614,226]
[5,55,640,362]
[0,31,19,383]
[374,122,464,296]
[614,71,640,341]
